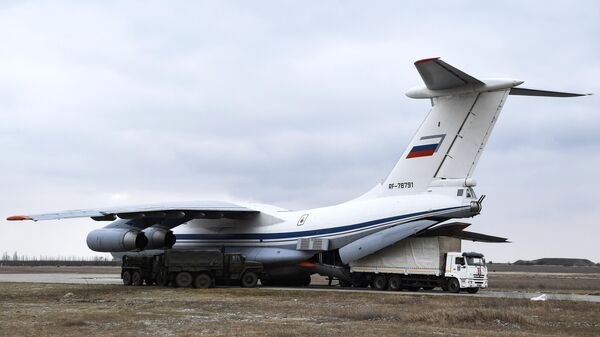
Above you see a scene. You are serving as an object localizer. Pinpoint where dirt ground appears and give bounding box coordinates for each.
[0,282,599,337]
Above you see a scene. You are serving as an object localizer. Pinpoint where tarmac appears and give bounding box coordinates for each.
[0,272,599,303]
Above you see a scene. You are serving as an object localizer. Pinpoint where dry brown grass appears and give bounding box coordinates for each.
[488,272,600,295]
[0,283,598,337]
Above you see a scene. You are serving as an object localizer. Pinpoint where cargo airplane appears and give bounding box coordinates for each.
[8,58,588,285]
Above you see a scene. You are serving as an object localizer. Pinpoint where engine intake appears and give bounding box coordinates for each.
[86,228,148,252]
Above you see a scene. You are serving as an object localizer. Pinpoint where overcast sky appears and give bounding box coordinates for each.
[1,1,598,262]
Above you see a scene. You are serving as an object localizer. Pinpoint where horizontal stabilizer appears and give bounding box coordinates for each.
[414,57,484,90]
[418,222,509,243]
[451,231,509,243]
[416,222,471,236]
[509,87,591,97]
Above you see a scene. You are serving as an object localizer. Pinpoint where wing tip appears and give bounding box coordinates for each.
[7,215,33,221]
[414,57,440,64]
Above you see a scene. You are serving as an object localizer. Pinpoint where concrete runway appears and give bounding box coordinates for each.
[1,272,599,303]
[0,273,123,284]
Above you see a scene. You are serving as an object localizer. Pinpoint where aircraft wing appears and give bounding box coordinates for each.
[6,201,259,222]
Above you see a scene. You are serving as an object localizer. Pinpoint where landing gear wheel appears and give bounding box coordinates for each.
[447,278,460,293]
[339,280,352,288]
[301,274,311,287]
[241,271,259,288]
[175,272,193,288]
[131,271,143,286]
[193,273,212,289]
[372,274,388,291]
[388,276,401,291]
[466,287,479,294]
[122,270,132,286]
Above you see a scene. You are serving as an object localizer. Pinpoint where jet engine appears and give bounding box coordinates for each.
[142,227,176,249]
[86,228,148,252]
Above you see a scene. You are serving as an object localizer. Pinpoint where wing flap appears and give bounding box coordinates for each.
[7,201,259,221]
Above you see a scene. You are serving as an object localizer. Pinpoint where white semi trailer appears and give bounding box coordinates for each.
[347,236,487,293]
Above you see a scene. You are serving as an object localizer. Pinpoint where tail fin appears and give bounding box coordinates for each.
[361,58,588,199]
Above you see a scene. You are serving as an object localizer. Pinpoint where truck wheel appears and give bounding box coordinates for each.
[388,276,401,291]
[175,272,193,288]
[466,287,479,294]
[241,271,258,288]
[193,273,212,289]
[122,270,132,286]
[156,273,168,287]
[447,278,460,293]
[131,271,143,286]
[372,274,388,291]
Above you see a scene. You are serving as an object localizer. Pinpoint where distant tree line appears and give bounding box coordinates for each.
[513,258,598,267]
[0,251,119,266]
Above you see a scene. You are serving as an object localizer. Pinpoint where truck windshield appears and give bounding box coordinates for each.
[466,256,485,266]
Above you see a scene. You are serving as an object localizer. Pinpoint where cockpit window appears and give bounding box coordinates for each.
[466,188,476,198]
[466,256,486,266]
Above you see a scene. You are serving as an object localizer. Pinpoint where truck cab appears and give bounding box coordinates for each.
[444,252,488,293]
[222,253,263,283]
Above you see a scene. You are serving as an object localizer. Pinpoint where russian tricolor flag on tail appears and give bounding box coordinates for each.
[406,134,445,159]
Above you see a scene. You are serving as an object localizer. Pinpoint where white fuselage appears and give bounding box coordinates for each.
[173,188,475,252]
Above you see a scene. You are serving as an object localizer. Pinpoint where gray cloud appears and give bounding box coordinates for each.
[1,1,599,262]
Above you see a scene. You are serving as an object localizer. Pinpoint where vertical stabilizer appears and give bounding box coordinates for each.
[359,58,518,199]
[359,58,588,200]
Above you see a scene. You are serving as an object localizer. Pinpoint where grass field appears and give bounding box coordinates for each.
[0,283,599,337]
[487,272,600,295]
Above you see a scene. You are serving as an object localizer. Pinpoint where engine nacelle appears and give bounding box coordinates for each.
[142,227,176,249]
[86,228,148,252]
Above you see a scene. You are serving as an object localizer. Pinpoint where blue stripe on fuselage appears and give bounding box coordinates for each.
[176,206,463,241]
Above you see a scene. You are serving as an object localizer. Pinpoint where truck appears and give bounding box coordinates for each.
[347,236,487,293]
[121,249,264,289]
